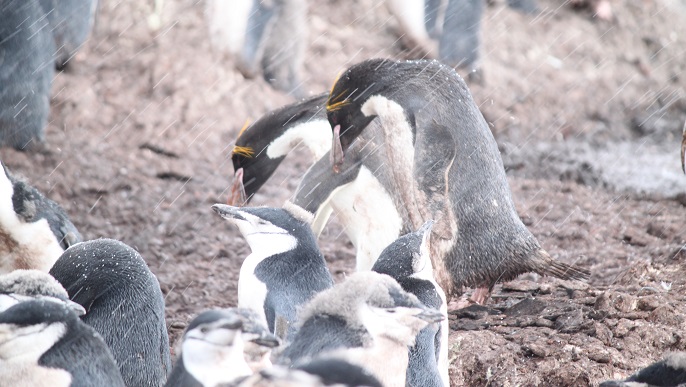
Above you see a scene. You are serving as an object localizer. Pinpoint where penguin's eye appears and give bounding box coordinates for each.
[200,327,209,334]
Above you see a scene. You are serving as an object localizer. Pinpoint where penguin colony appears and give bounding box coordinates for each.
[0,3,676,387]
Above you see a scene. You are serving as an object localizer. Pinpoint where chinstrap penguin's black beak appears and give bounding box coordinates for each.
[212,204,247,221]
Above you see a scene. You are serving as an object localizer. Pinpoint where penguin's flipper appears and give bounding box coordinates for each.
[413,119,458,241]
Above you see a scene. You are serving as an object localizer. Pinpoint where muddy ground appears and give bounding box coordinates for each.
[2,0,686,385]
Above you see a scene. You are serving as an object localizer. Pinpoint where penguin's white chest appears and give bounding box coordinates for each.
[237,253,269,330]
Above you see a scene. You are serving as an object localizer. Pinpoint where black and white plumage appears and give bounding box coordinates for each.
[49,238,172,387]
[228,94,403,271]
[212,202,333,340]
[372,220,448,387]
[166,308,280,387]
[229,93,330,206]
[0,162,82,274]
[279,271,444,387]
[326,58,589,303]
[205,0,307,96]
[599,352,686,387]
[0,299,124,387]
[0,269,85,316]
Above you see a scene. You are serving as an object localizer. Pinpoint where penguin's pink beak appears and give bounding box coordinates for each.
[331,124,344,174]
[227,168,247,206]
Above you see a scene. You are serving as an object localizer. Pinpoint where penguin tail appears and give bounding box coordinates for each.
[536,249,591,281]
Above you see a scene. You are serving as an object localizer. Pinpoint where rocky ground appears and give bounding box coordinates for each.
[2,0,685,385]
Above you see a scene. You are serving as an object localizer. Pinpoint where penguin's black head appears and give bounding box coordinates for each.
[327,59,409,171]
[373,220,434,280]
[230,94,329,205]
[212,203,314,251]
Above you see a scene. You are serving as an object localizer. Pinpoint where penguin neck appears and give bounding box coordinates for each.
[182,335,252,386]
[266,119,332,161]
[0,322,66,362]
[243,232,298,261]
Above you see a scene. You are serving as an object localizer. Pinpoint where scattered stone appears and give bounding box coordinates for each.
[522,342,550,358]
[502,280,541,292]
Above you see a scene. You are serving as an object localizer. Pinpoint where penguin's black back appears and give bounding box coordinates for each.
[244,207,334,338]
[49,238,172,387]
[279,314,366,365]
[334,59,562,290]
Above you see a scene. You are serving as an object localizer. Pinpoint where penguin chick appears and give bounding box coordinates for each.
[166,309,280,387]
[212,202,333,340]
[230,93,329,206]
[49,238,172,387]
[0,299,125,387]
[599,352,686,387]
[326,58,590,303]
[372,220,448,387]
[234,358,383,387]
[0,162,82,274]
[0,269,85,316]
[279,271,444,387]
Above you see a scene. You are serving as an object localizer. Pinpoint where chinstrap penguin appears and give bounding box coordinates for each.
[0,269,85,316]
[278,271,444,387]
[326,58,590,304]
[0,299,125,387]
[0,162,82,274]
[372,220,448,387]
[165,308,280,387]
[49,238,172,387]
[212,202,333,340]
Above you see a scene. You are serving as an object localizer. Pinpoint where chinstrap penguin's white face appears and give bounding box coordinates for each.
[182,318,253,386]
[212,205,298,258]
[0,322,66,362]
